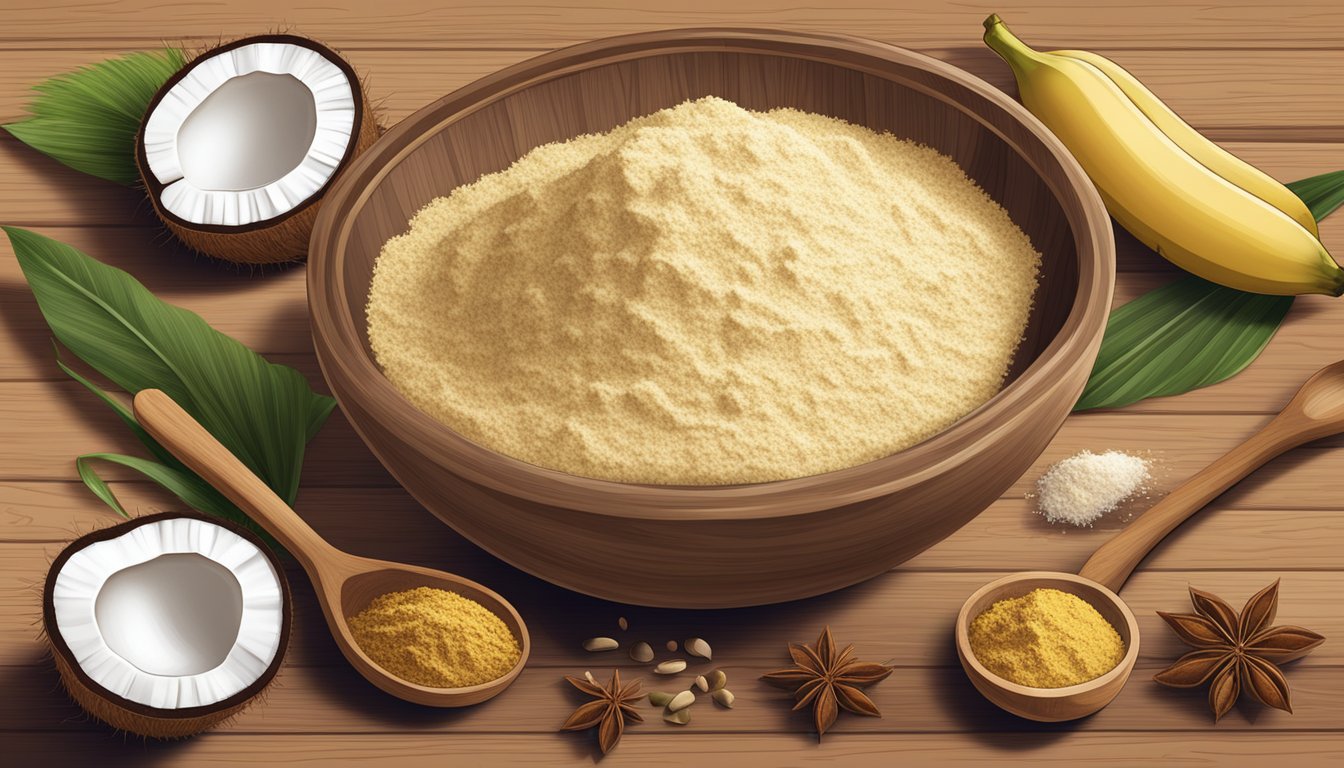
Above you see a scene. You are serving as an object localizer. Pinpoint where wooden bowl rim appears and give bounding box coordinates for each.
[954,571,1141,700]
[308,27,1115,521]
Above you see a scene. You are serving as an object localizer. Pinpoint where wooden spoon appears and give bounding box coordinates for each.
[955,359,1344,721]
[133,388,531,707]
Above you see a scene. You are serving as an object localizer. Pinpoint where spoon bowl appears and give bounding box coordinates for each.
[955,572,1139,722]
[957,358,1344,720]
[334,565,529,705]
[133,389,530,707]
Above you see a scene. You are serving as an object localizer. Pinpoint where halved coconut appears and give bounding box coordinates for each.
[135,35,378,264]
[43,511,291,738]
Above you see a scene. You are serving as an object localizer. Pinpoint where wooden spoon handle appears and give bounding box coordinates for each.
[133,388,337,571]
[1078,414,1308,593]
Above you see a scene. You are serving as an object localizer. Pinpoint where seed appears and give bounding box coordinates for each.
[667,690,696,712]
[583,637,618,652]
[706,669,728,691]
[629,641,654,663]
[663,707,692,725]
[583,670,597,685]
[654,659,687,675]
[666,640,678,652]
[711,688,735,708]
[648,691,674,707]
[693,675,708,692]
[617,616,629,631]
[684,637,712,660]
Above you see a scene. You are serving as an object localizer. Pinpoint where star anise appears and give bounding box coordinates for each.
[760,626,892,739]
[1154,580,1324,721]
[561,669,644,755]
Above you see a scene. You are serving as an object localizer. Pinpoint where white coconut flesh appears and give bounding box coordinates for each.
[141,41,356,227]
[50,516,285,709]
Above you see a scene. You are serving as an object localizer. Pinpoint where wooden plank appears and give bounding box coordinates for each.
[3,47,1340,134]
[0,381,393,485]
[1010,411,1344,506]
[4,539,1339,668]
[2,44,1339,230]
[0,49,519,129]
[4,383,1344,498]
[0,226,315,380]
[2,654,1340,734]
[2,47,1338,232]
[3,136,1336,231]
[0,226,314,381]
[8,483,1344,573]
[7,732,1343,768]
[1102,296,1344,415]
[1097,291,1344,417]
[1,0,1341,48]
[2,198,1342,389]
[7,246,1344,417]
[4,255,1344,417]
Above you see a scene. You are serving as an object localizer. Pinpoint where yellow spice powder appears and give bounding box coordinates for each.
[968,588,1125,688]
[367,96,1040,484]
[348,586,520,688]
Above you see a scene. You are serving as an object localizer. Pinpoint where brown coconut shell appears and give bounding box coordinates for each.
[134,35,379,265]
[42,511,292,738]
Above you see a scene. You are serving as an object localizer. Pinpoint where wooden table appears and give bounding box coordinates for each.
[2,2,1341,765]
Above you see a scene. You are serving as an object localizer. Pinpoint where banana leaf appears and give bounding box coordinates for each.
[1075,170,1344,411]
[3,49,184,185]
[5,227,333,541]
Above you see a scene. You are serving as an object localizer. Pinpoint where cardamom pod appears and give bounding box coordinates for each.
[583,637,619,652]
[663,708,692,725]
[684,637,712,660]
[629,641,655,663]
[654,659,687,675]
[648,690,674,708]
[706,669,728,691]
[667,690,696,712]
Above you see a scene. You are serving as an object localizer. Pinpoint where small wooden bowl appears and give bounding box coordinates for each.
[955,572,1140,722]
[308,29,1115,608]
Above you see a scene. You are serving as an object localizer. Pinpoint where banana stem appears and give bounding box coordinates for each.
[982,15,1043,69]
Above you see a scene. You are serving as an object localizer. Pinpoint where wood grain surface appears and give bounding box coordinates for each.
[2,1,1341,765]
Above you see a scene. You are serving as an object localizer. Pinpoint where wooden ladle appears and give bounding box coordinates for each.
[133,388,531,707]
[956,359,1344,721]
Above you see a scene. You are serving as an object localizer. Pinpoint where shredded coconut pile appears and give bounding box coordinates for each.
[1035,450,1151,526]
[368,97,1041,485]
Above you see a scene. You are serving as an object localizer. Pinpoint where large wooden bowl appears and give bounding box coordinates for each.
[308,29,1114,608]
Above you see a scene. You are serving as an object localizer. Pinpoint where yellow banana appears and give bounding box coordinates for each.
[1049,47,1319,237]
[983,15,1341,296]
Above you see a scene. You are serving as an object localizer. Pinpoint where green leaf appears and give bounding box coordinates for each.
[58,344,281,546]
[76,456,130,519]
[1286,171,1344,222]
[2,49,184,185]
[4,227,335,520]
[1075,170,1344,411]
[75,453,276,547]
[1075,278,1292,410]
[55,343,178,466]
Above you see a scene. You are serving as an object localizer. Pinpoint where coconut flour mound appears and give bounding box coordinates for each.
[367,97,1041,485]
